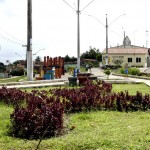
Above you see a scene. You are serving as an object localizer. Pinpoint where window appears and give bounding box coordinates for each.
[128,58,132,62]
[136,57,141,63]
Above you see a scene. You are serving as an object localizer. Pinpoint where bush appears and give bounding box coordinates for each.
[10,67,24,76]
[128,67,140,75]
[104,68,111,76]
[0,87,26,106]
[120,67,140,76]
[67,66,75,72]
[120,68,125,74]
[10,93,64,139]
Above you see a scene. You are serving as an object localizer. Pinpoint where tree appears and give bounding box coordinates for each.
[0,62,6,72]
[34,56,42,64]
[64,55,70,62]
[96,53,102,62]
[13,60,21,66]
[81,46,102,62]
[70,56,77,62]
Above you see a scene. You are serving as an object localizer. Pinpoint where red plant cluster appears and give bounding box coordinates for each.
[0,87,26,106]
[10,93,64,139]
[50,80,150,112]
[0,80,149,139]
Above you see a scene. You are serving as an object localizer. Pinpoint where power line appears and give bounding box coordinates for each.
[0,27,26,45]
[0,33,23,45]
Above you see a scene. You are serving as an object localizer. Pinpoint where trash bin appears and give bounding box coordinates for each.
[68,77,77,86]
[47,70,54,79]
[44,74,51,80]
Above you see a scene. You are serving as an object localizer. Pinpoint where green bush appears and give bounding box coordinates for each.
[120,68,125,74]
[10,67,24,76]
[120,67,140,76]
[67,66,75,72]
[128,67,140,75]
[104,69,111,76]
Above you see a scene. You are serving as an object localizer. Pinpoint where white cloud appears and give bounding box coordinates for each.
[0,0,150,64]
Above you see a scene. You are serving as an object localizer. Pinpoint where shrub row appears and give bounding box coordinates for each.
[0,80,150,139]
[50,80,149,112]
[120,67,140,75]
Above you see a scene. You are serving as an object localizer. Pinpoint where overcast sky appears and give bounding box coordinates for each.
[0,0,150,64]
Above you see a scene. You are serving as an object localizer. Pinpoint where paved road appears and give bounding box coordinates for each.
[90,68,150,87]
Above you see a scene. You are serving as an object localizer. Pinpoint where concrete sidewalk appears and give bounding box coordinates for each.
[90,68,150,87]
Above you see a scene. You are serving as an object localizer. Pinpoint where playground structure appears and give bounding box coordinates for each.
[43,56,65,79]
[35,56,65,80]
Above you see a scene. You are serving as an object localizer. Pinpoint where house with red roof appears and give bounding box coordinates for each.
[102,36,149,67]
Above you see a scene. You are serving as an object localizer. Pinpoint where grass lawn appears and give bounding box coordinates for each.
[112,83,150,95]
[0,76,26,83]
[0,84,150,150]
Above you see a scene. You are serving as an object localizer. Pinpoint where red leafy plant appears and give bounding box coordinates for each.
[0,87,27,106]
[10,92,64,139]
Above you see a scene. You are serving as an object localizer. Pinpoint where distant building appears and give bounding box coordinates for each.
[102,36,149,67]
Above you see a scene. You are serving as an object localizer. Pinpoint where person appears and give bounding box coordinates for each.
[124,63,128,77]
[86,64,89,71]
[89,64,92,73]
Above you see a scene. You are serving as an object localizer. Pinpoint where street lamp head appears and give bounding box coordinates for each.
[33,48,45,56]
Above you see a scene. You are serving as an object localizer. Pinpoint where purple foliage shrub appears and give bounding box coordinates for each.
[10,93,64,139]
[0,87,26,106]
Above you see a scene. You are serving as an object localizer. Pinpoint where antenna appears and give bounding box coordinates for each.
[146,30,148,48]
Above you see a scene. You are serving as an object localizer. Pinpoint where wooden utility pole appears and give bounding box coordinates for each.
[27,0,33,81]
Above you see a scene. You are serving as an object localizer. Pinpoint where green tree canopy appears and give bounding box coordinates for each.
[81,46,102,62]
[0,62,6,72]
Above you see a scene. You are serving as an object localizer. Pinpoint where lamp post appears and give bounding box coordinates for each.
[62,0,94,71]
[89,14,125,65]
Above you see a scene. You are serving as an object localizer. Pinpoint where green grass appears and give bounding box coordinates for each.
[0,105,150,150]
[0,84,150,150]
[112,83,150,95]
[23,83,150,95]
[0,76,27,83]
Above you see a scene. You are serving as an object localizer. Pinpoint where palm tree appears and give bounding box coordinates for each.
[34,56,42,64]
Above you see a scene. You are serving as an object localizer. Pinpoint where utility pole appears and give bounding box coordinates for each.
[62,0,94,71]
[77,0,80,70]
[105,14,108,65]
[27,0,33,81]
[89,14,125,66]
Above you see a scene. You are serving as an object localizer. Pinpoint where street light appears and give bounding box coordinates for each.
[62,0,95,71]
[33,48,45,56]
[89,14,126,65]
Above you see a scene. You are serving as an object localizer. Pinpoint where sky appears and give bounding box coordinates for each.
[0,0,150,64]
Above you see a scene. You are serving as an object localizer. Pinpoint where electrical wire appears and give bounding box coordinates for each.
[0,27,26,46]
